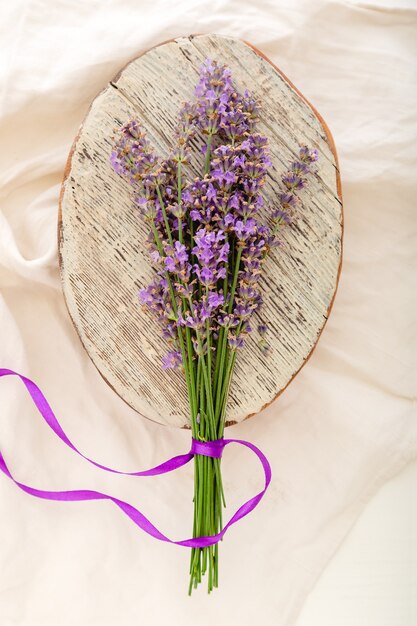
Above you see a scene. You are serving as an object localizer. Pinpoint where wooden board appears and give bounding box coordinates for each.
[58,34,343,429]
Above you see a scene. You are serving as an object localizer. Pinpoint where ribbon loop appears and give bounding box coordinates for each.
[0,368,271,548]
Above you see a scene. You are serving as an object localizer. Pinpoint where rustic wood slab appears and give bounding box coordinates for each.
[58,34,343,429]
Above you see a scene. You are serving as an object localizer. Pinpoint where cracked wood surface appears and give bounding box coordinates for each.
[58,34,343,429]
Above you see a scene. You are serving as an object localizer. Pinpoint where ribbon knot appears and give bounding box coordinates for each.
[190,438,226,458]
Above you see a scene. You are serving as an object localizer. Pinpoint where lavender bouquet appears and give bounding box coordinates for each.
[111,59,317,593]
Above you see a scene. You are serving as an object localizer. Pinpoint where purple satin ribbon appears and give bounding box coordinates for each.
[0,368,271,548]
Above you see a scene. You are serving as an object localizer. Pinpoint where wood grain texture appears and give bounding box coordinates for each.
[58,34,343,429]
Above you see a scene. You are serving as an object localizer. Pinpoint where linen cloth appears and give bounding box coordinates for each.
[1,1,416,625]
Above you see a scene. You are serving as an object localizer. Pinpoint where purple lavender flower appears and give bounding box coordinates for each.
[111,120,158,185]
[278,192,297,209]
[164,256,176,272]
[271,208,291,225]
[196,266,215,286]
[290,160,310,175]
[150,250,161,263]
[272,146,319,232]
[282,172,305,191]
[191,59,234,136]
[222,213,235,230]
[188,58,262,147]
[162,351,182,369]
[299,146,319,163]
[218,313,239,328]
[193,228,229,287]
[177,302,211,330]
[163,241,191,282]
[174,241,188,263]
[207,291,224,308]
[234,218,257,241]
[228,334,245,350]
[139,286,154,305]
[233,303,253,319]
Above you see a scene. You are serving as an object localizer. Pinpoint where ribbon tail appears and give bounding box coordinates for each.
[1,368,272,548]
[0,368,192,477]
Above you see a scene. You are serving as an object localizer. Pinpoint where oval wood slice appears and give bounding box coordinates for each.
[58,34,343,429]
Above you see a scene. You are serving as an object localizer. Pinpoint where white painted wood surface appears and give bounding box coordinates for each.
[58,34,343,428]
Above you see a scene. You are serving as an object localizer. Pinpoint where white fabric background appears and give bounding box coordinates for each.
[296,457,417,625]
[1,1,416,625]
